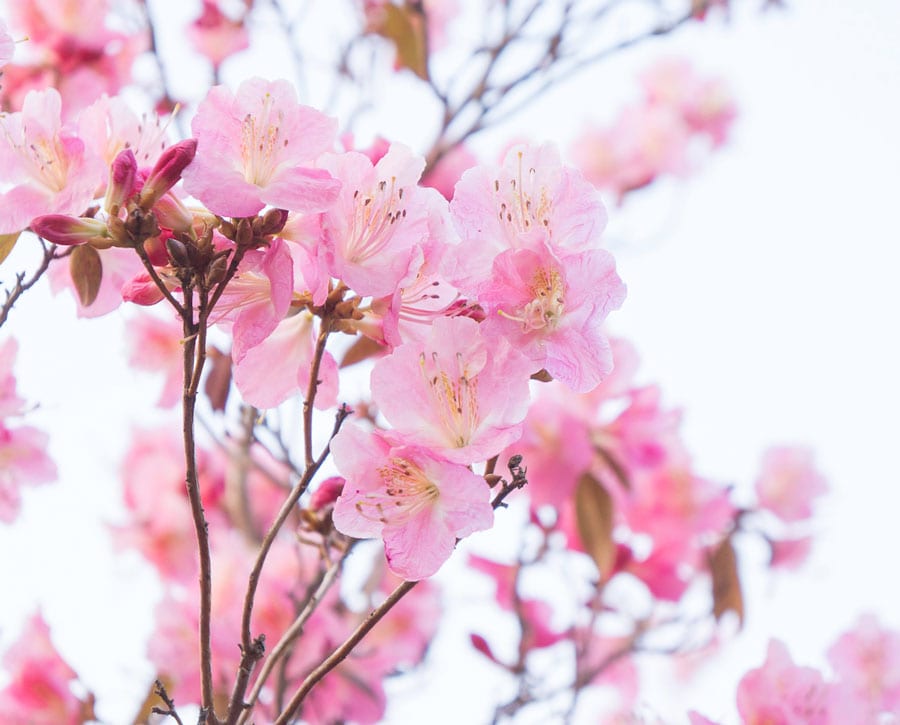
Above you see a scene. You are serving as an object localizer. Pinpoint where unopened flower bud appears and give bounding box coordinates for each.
[258,208,289,237]
[139,139,198,209]
[309,477,345,511]
[153,193,195,233]
[165,238,191,268]
[234,217,253,248]
[104,149,138,213]
[30,215,109,246]
[205,254,228,286]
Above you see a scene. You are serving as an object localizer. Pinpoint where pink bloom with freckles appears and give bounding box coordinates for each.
[183,77,341,217]
[319,143,443,298]
[0,88,102,234]
[213,236,294,362]
[332,423,493,580]
[479,240,625,392]
[372,316,532,465]
[447,142,606,290]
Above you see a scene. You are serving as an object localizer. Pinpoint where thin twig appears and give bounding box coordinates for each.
[236,549,350,724]
[0,240,59,329]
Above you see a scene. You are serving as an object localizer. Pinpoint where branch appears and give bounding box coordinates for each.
[151,679,186,725]
[273,578,419,725]
[0,240,59,329]
[236,549,350,724]
[223,403,352,723]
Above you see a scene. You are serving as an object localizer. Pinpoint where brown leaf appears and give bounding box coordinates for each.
[205,346,232,412]
[376,4,429,80]
[340,334,385,368]
[70,244,103,307]
[709,536,744,626]
[0,232,20,266]
[575,473,616,580]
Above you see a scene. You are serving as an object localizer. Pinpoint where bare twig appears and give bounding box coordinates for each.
[0,240,60,329]
[151,678,186,725]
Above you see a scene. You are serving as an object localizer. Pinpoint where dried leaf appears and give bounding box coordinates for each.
[575,473,616,580]
[205,346,232,412]
[377,4,429,80]
[340,334,385,368]
[70,244,103,307]
[0,232,20,266]
[709,536,744,626]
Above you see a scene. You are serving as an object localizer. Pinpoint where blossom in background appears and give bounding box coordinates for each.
[755,445,828,523]
[0,613,91,724]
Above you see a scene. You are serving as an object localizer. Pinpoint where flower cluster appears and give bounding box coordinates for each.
[571,57,736,201]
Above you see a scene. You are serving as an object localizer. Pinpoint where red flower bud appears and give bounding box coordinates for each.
[139,139,198,209]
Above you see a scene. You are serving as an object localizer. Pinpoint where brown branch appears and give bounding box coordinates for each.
[223,403,352,724]
[236,549,350,724]
[0,240,60,329]
[151,678,186,725]
[273,578,419,725]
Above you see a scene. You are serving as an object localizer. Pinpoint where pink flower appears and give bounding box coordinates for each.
[182,77,341,217]
[126,311,184,407]
[0,613,87,725]
[77,94,170,170]
[318,143,444,298]
[422,143,477,200]
[768,535,813,571]
[448,143,607,291]
[0,338,26,417]
[332,423,494,580]
[371,316,532,464]
[736,640,831,725]
[232,310,339,410]
[478,240,626,392]
[0,423,56,523]
[755,446,827,523]
[0,88,102,234]
[827,614,900,715]
[188,0,249,69]
[213,236,294,362]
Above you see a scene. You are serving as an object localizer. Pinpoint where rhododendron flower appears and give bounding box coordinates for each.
[0,423,57,523]
[188,0,249,69]
[182,77,341,217]
[0,339,27,417]
[447,144,607,290]
[755,446,827,523]
[233,310,339,410]
[736,640,831,724]
[827,614,900,715]
[331,423,494,579]
[211,236,294,362]
[318,143,444,298]
[0,613,88,725]
[478,240,626,392]
[0,89,102,234]
[371,316,532,464]
[126,312,184,407]
[77,94,170,170]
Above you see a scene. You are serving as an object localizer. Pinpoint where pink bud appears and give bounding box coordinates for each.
[139,139,198,209]
[309,476,345,511]
[104,149,138,213]
[30,215,108,246]
[153,193,195,233]
[122,273,166,306]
